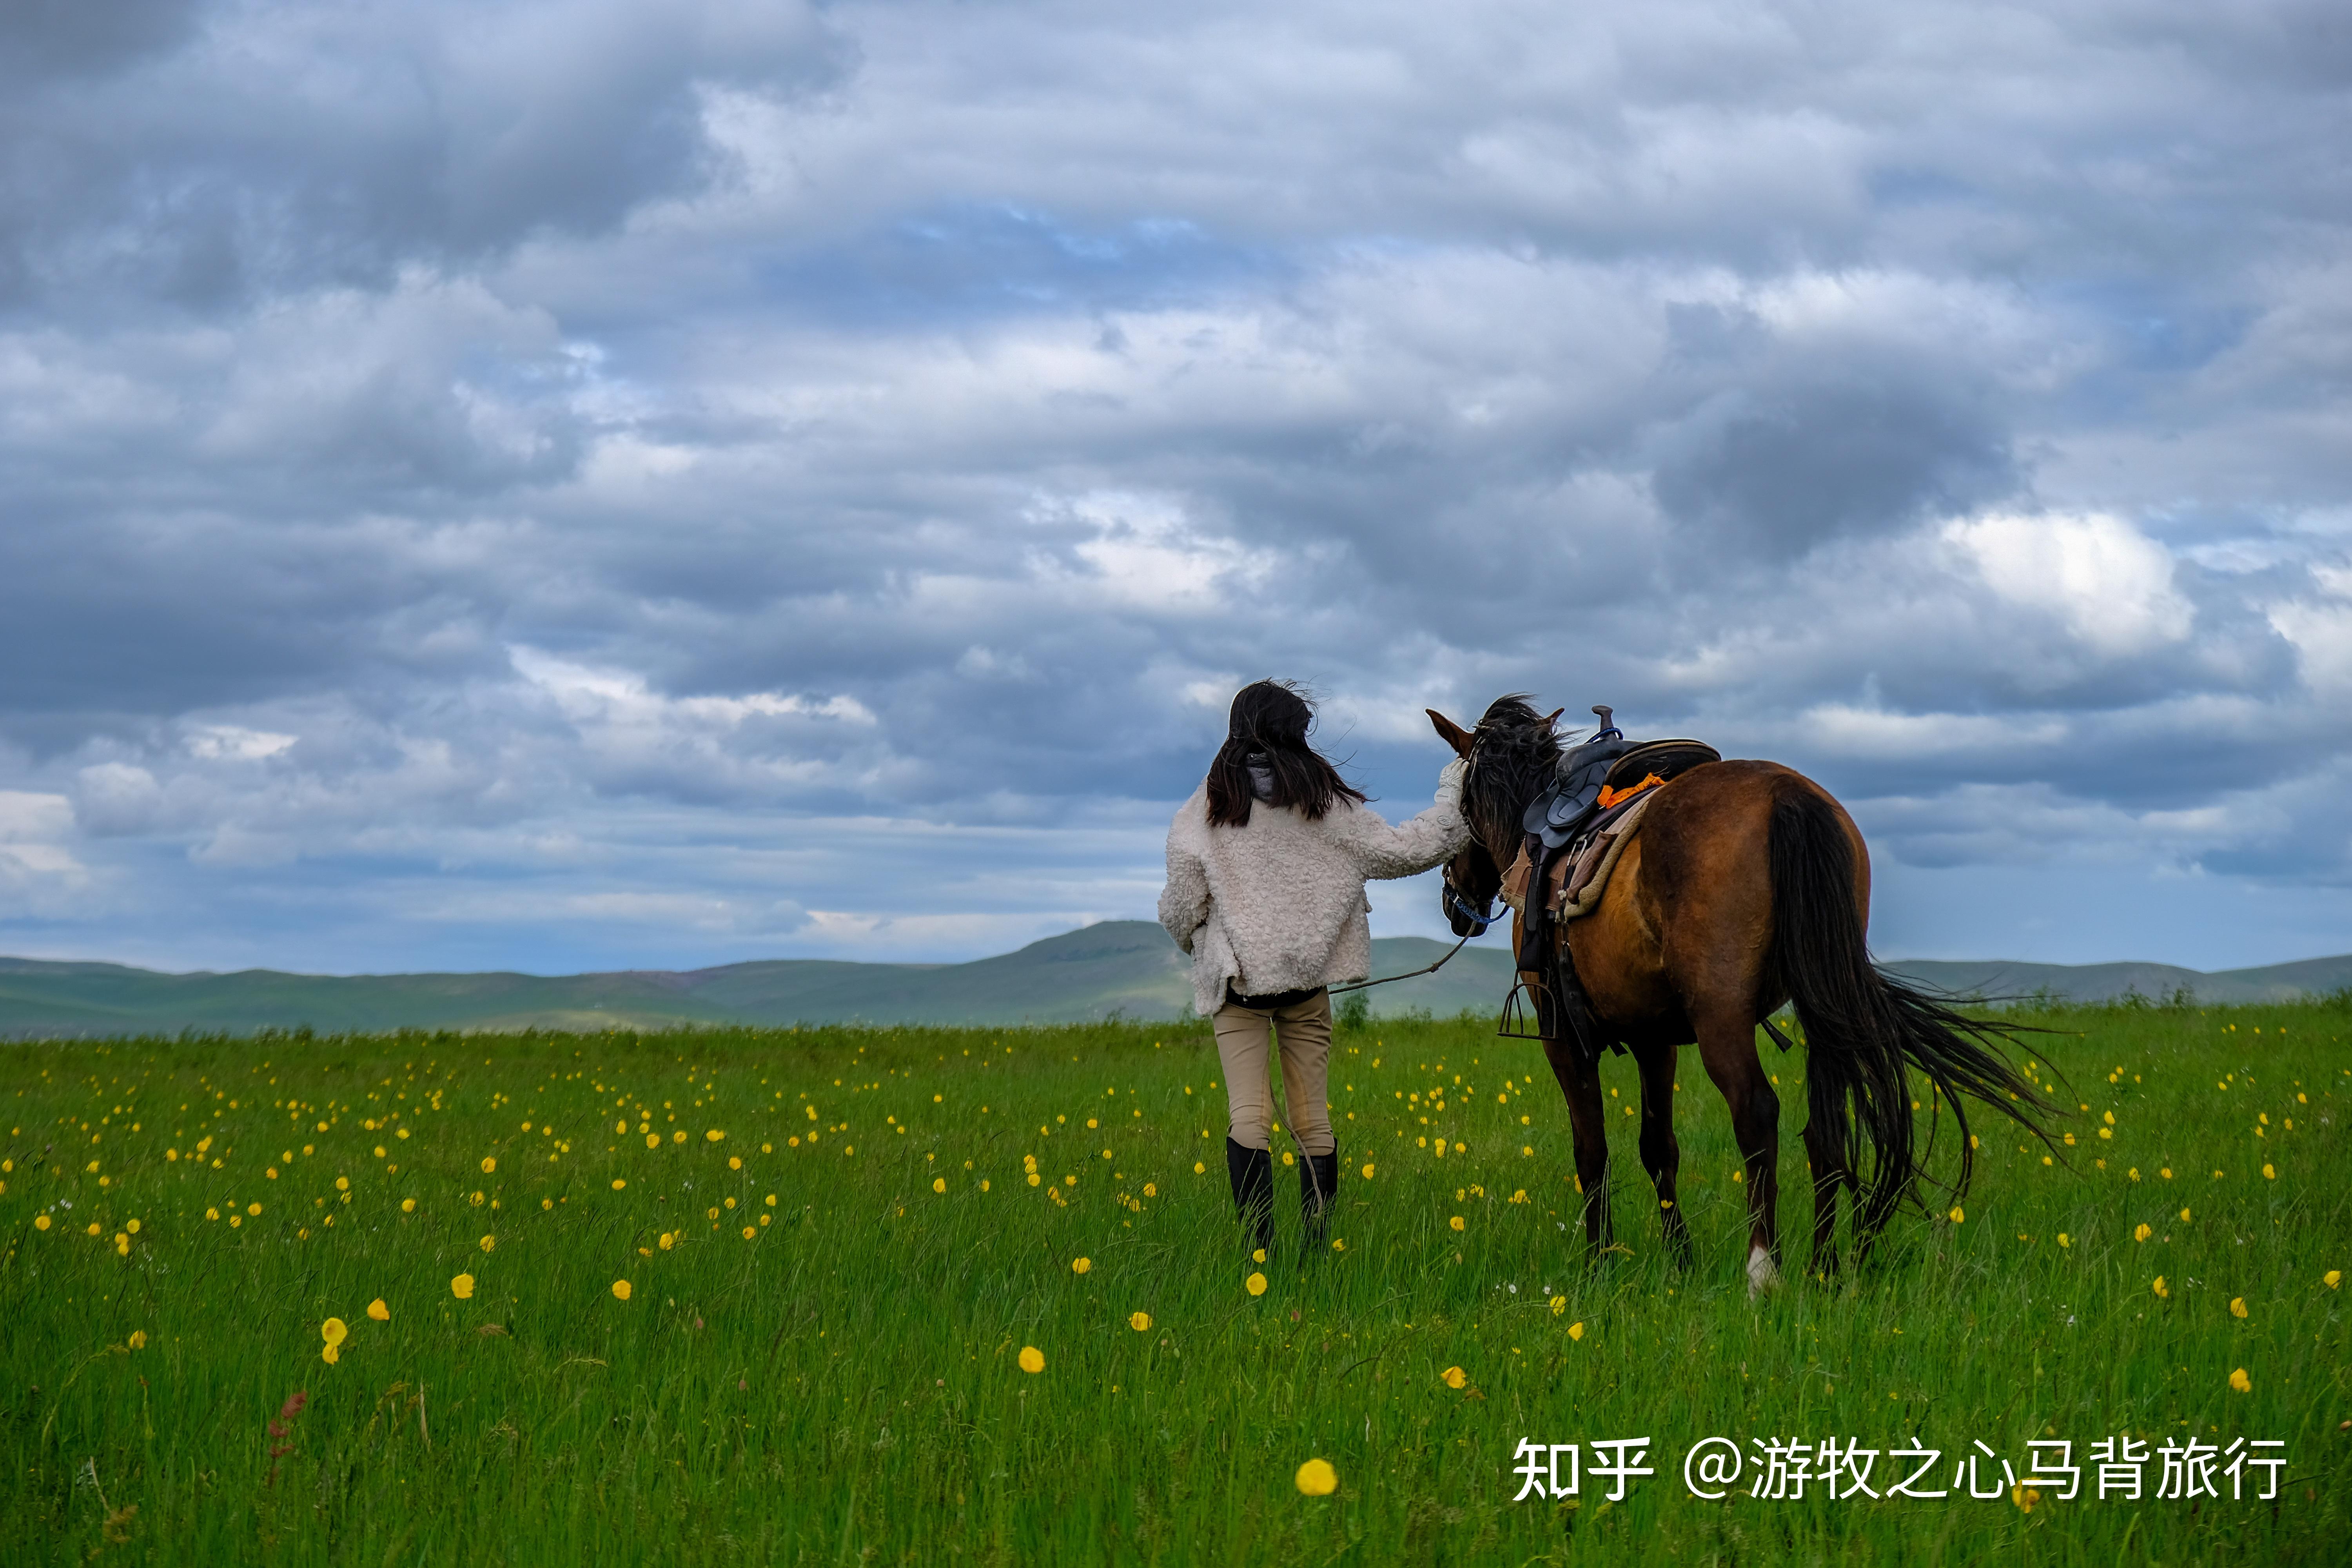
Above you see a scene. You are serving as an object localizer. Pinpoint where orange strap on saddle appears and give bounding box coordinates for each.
[1595,772,1665,811]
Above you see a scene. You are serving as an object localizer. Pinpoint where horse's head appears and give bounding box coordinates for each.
[1438,836,1501,937]
[1426,697,1566,938]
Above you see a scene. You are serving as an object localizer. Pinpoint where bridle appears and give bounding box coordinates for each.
[1438,724,1499,940]
[1442,878,1495,939]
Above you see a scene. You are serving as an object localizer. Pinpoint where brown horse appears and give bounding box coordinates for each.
[1427,696,2053,1291]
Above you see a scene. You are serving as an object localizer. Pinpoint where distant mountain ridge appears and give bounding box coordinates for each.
[1,922,2345,1038]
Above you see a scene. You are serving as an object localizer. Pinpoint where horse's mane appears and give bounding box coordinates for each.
[1465,694,1570,852]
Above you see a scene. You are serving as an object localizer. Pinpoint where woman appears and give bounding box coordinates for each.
[1158,679,1469,1255]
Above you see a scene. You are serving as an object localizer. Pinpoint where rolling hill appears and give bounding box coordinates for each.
[0,922,2344,1038]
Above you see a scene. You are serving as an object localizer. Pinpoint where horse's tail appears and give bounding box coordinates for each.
[1768,783,2053,1237]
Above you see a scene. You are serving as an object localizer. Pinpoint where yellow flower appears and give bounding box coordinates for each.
[2057,1233,2070,1248]
[1142,1183,1156,1198]
[1245,1272,1268,1297]
[367,1299,390,1321]
[2229,1367,2251,1393]
[1361,1163,1375,1180]
[612,1279,632,1300]
[2152,1276,2169,1299]
[322,1318,348,1347]
[728,1156,742,1170]
[1550,1295,1566,1317]
[2011,1484,2040,1513]
[479,1235,495,1252]
[706,1129,725,1143]
[645,1134,661,1149]
[401,1198,416,1213]
[933,1177,947,1193]
[1449,1216,1465,1232]
[2326,1270,2342,1290]
[1331,1238,1345,1251]
[2134,1223,2151,1242]
[1295,1457,1339,1496]
[247,1203,262,1216]
[1440,1365,1466,1390]
[1193,1161,1205,1174]
[481,1157,496,1174]
[450,1274,475,1300]
[1018,1345,1045,1374]
[1129,1311,1152,1332]
[2263,1163,2275,1180]
[2230,1297,2248,1318]
[612,1179,626,1191]
[742,1225,755,1240]
[1568,1321,1586,1341]
[34,1215,49,1231]
[321,1343,340,1365]
[127,1330,147,1350]
[1948,1205,1964,1224]
[1252,1248,1266,1264]
[2180,1208,2191,1223]
[1072,1257,1091,1274]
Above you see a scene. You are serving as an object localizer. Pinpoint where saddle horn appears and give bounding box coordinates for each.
[1590,704,1621,740]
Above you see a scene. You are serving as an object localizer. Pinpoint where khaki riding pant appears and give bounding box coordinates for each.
[1213,988,1336,1156]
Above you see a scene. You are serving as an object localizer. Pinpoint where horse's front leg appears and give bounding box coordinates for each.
[1633,1043,1693,1268]
[1541,1037,1612,1254]
[1695,1007,1781,1295]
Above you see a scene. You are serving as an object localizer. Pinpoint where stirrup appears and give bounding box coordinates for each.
[1497,978,1545,1040]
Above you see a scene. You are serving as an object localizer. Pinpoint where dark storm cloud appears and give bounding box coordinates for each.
[0,0,198,82]
[1649,363,2018,556]
[0,0,844,309]
[1,0,2350,972]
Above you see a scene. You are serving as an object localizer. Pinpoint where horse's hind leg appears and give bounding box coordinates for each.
[1694,1007,1781,1294]
[1541,1037,1612,1254]
[1800,1115,1852,1279]
[1633,1043,1693,1268]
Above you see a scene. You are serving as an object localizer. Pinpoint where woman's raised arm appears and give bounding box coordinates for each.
[1342,757,1471,880]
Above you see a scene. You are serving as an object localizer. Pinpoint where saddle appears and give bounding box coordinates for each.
[1500,707,1721,1059]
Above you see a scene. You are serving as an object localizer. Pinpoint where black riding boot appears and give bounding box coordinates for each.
[1300,1149,1340,1249]
[1225,1137,1275,1258]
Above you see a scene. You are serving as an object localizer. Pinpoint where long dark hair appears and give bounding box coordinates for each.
[1204,679,1366,827]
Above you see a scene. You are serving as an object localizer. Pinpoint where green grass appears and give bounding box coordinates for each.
[3,1000,2347,1564]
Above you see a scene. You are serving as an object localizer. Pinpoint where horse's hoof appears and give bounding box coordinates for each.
[1746,1242,1781,1298]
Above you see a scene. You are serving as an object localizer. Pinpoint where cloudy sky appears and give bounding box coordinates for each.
[2,0,2349,978]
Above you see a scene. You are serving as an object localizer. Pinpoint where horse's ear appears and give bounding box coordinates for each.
[1426,709,1475,758]
[1542,708,1564,729]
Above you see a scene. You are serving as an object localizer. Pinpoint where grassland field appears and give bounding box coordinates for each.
[3,996,2348,1564]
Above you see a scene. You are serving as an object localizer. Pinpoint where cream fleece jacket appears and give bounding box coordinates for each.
[1157,759,1471,1016]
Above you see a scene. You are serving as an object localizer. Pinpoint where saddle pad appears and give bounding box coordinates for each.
[1551,789,1659,922]
[1499,844,1534,913]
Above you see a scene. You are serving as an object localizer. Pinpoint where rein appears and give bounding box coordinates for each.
[1328,931,1474,996]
